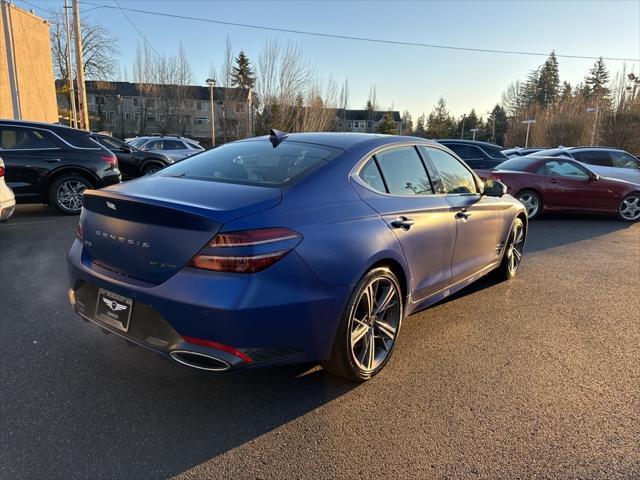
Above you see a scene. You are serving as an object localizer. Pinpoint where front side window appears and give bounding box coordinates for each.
[610,151,640,169]
[540,160,589,179]
[161,140,342,186]
[375,146,433,195]
[358,159,386,193]
[95,136,123,150]
[0,128,57,150]
[427,147,477,194]
[145,140,163,150]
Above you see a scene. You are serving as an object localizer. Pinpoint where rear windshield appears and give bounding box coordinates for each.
[495,157,539,171]
[525,148,569,158]
[160,140,343,187]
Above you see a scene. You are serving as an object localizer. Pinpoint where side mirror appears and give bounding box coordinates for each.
[483,179,508,197]
[590,173,600,181]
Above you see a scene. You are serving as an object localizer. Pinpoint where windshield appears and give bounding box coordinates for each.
[127,138,146,148]
[495,157,539,171]
[160,140,343,186]
[525,148,570,158]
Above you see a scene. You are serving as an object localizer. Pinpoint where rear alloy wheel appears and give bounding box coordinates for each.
[516,190,541,220]
[49,175,92,215]
[495,217,525,280]
[323,267,403,381]
[618,194,640,222]
[143,164,163,176]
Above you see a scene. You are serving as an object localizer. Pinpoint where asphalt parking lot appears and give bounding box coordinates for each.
[1,205,639,479]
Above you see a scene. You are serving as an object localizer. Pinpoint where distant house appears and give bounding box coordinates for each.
[55,80,254,145]
[334,109,402,134]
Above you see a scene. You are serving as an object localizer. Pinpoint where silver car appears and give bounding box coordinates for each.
[527,147,640,184]
[127,136,204,162]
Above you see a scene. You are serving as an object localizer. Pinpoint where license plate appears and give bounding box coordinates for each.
[95,288,133,332]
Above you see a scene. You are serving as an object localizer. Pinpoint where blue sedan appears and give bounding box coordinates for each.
[67,131,527,381]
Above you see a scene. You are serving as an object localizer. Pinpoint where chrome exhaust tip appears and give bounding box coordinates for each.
[169,350,231,372]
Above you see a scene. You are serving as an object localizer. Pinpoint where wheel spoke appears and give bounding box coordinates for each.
[351,324,368,347]
[513,248,522,262]
[366,330,375,370]
[374,285,396,315]
[375,320,396,340]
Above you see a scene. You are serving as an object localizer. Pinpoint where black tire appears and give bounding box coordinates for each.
[515,189,542,220]
[322,267,403,382]
[142,163,163,176]
[495,217,525,281]
[617,193,640,222]
[48,174,93,215]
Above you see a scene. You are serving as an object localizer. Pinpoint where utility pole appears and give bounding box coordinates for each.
[1,0,21,119]
[72,0,89,130]
[586,107,599,146]
[460,114,466,139]
[522,119,536,148]
[206,78,217,147]
[248,87,254,137]
[64,0,77,128]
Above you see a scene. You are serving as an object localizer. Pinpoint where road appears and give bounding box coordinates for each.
[1,205,639,479]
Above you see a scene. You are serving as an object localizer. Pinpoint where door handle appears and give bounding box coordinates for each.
[390,216,415,229]
[455,210,471,219]
[550,178,558,183]
[45,159,61,163]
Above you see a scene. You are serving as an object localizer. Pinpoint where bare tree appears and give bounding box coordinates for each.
[48,9,119,80]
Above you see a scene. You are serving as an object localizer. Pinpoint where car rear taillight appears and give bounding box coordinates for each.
[0,166,4,177]
[189,228,301,273]
[100,154,118,167]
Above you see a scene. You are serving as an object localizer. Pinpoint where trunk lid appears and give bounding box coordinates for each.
[80,177,282,284]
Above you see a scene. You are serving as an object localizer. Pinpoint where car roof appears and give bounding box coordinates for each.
[238,132,441,151]
[567,146,624,152]
[0,119,89,135]
[436,139,503,149]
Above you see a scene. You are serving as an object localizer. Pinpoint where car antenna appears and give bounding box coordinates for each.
[269,128,288,147]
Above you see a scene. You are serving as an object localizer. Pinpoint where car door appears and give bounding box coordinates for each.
[538,159,611,211]
[163,140,193,160]
[609,151,640,184]
[424,146,502,283]
[0,126,62,201]
[354,145,456,300]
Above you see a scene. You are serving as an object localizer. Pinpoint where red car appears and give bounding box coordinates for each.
[477,156,640,222]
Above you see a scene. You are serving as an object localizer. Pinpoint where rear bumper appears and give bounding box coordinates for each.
[67,239,352,370]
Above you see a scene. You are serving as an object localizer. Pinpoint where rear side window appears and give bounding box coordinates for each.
[427,147,477,194]
[160,140,342,186]
[445,144,484,160]
[162,140,186,150]
[375,146,433,195]
[572,151,612,167]
[0,128,57,149]
[610,151,640,169]
[359,159,386,193]
[538,160,589,179]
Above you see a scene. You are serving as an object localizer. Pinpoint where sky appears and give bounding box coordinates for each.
[20,0,640,120]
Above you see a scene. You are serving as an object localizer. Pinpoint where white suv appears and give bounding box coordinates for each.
[0,157,16,222]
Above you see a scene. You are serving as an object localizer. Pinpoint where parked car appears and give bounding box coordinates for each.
[436,139,509,169]
[478,156,640,221]
[92,133,175,178]
[126,135,204,162]
[526,147,640,184]
[0,120,120,214]
[0,157,16,222]
[68,132,527,381]
[502,147,548,158]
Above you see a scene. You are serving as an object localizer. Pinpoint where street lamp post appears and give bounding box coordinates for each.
[586,107,599,146]
[521,119,536,148]
[470,128,479,141]
[206,78,216,147]
[460,114,466,139]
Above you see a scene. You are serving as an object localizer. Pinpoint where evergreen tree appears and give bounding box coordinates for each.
[414,114,427,137]
[230,51,255,89]
[376,112,397,134]
[535,51,560,106]
[584,57,610,99]
[401,110,413,135]
[522,68,541,107]
[426,97,454,138]
[560,81,573,100]
[485,105,508,146]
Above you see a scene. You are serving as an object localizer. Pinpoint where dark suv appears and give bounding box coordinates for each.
[91,133,174,178]
[0,120,121,214]
[437,139,509,169]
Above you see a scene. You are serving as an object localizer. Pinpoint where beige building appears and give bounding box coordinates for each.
[1,1,58,122]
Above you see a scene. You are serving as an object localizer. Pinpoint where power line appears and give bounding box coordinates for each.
[111,0,161,58]
[78,0,639,62]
